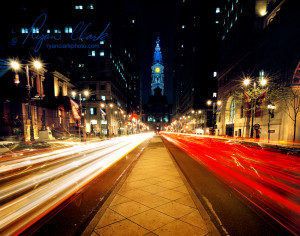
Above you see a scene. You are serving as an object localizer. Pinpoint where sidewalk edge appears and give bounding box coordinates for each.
[161,136,221,236]
[81,140,149,236]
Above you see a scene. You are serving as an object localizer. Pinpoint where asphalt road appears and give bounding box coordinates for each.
[161,136,293,236]
[21,139,150,236]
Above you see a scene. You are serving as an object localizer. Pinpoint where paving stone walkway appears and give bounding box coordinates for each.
[84,135,219,236]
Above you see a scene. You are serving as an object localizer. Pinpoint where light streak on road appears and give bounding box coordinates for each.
[0,133,154,235]
[161,132,300,235]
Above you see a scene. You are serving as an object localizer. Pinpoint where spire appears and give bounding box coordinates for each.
[153,37,163,64]
[151,37,164,95]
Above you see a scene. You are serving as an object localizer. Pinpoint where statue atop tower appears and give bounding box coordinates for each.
[151,37,164,95]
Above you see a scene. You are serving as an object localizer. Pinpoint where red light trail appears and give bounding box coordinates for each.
[161,132,300,235]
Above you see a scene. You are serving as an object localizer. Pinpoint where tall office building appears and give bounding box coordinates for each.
[1,0,141,138]
[172,0,219,132]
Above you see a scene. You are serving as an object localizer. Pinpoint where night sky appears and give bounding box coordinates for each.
[3,0,179,104]
[130,0,179,104]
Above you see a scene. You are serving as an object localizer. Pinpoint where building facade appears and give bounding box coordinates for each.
[215,0,300,141]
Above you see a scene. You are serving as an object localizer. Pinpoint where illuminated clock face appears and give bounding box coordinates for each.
[155,67,161,73]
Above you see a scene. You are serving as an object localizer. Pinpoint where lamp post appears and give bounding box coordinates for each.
[267,102,275,142]
[243,77,267,138]
[72,90,89,141]
[9,59,43,141]
[206,99,221,135]
[100,101,115,137]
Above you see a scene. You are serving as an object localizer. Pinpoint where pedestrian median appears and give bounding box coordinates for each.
[82,135,220,236]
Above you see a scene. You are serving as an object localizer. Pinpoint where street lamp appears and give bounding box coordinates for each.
[206,98,222,135]
[267,102,275,142]
[72,90,89,141]
[243,78,267,138]
[100,102,115,137]
[9,59,43,141]
[32,60,43,98]
[10,60,21,85]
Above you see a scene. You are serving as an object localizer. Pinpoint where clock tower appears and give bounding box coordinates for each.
[151,37,164,95]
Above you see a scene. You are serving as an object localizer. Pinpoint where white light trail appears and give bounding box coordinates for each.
[0,133,154,235]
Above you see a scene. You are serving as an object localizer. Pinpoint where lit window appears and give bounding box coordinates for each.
[90,108,97,115]
[132,19,135,23]
[91,120,97,124]
[21,28,28,34]
[32,27,39,33]
[216,8,220,13]
[215,21,219,24]
[259,70,265,79]
[182,25,185,29]
[75,5,83,10]
[213,72,217,77]
[87,4,94,9]
[100,51,105,56]
[100,41,104,45]
[88,50,96,56]
[230,99,235,123]
[101,95,106,101]
[54,29,61,33]
[65,27,72,33]
[47,29,50,33]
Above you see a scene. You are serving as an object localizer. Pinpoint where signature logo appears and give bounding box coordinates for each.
[22,13,110,52]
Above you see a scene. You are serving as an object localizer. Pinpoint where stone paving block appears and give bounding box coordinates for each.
[153,220,208,236]
[95,219,149,236]
[129,209,175,231]
[109,200,150,218]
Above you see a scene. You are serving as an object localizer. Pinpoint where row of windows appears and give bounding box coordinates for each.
[88,50,105,57]
[147,116,169,123]
[220,0,243,40]
[72,94,106,101]
[75,4,94,10]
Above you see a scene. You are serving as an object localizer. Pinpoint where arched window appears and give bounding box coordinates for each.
[230,99,235,123]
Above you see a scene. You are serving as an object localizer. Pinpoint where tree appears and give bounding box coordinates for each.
[232,72,300,142]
